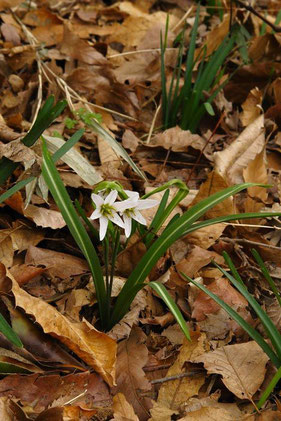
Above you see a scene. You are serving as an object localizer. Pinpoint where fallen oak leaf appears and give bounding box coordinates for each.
[8,271,116,386]
[192,341,269,400]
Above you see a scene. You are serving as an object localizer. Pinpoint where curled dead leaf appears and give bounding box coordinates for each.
[8,272,116,386]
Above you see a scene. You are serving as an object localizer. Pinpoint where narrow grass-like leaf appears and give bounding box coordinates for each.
[149,281,190,340]
[257,364,281,408]
[110,183,269,327]
[182,275,281,368]
[251,249,281,308]
[41,139,108,328]
[52,129,85,162]
[0,177,35,204]
[214,259,281,361]
[87,120,146,181]
[0,313,23,348]
[0,97,67,186]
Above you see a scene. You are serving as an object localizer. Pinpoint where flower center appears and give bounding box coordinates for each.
[100,203,115,217]
[124,207,136,217]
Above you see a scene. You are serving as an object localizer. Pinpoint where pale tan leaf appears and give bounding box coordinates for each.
[149,401,177,421]
[148,126,209,155]
[193,341,269,399]
[44,135,103,185]
[157,332,208,411]
[178,401,243,421]
[240,87,263,126]
[98,135,121,168]
[9,273,116,386]
[243,149,268,216]
[24,204,66,229]
[214,115,265,184]
[113,393,139,421]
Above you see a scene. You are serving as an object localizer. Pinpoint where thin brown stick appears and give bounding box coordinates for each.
[150,370,204,385]
[221,237,281,251]
[233,0,281,32]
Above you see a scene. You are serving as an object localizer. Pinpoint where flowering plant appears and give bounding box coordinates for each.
[41,138,281,337]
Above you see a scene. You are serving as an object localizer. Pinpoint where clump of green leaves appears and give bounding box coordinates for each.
[41,135,281,338]
[161,6,236,132]
[183,250,281,409]
[76,108,102,125]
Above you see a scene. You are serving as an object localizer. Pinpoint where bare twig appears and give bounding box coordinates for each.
[233,0,281,32]
[151,370,204,385]
[221,237,281,251]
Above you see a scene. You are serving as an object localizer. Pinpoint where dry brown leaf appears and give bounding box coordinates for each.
[113,393,139,421]
[0,372,111,414]
[214,115,265,184]
[25,246,88,280]
[178,401,242,421]
[5,191,66,230]
[109,277,147,341]
[240,87,263,126]
[189,171,234,219]
[122,129,139,153]
[0,225,44,268]
[148,126,208,154]
[32,24,63,46]
[9,273,116,386]
[0,397,28,421]
[193,341,269,399]
[149,401,177,421]
[175,245,224,278]
[0,139,35,162]
[60,24,108,65]
[191,277,248,322]
[23,205,66,229]
[114,327,151,421]
[157,332,208,411]
[185,223,226,249]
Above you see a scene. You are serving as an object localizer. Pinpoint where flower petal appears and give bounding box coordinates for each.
[135,199,159,210]
[114,198,138,212]
[99,216,108,241]
[132,210,147,225]
[89,209,102,220]
[124,190,139,200]
[123,214,132,237]
[109,212,125,228]
[105,190,118,205]
[91,193,104,207]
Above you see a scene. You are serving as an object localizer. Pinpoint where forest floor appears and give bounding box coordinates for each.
[0,0,281,420]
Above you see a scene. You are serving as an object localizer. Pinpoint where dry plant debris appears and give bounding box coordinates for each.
[0,0,281,420]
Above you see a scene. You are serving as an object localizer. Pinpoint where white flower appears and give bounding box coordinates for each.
[115,190,158,238]
[90,190,125,240]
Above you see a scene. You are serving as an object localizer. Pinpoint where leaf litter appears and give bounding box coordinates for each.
[0,0,281,420]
